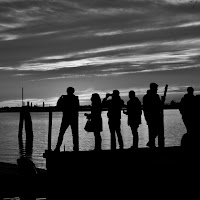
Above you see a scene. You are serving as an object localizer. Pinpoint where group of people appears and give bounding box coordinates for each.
[54,83,166,152]
[54,83,196,152]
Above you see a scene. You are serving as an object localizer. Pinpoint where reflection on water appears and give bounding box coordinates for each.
[0,110,186,169]
[18,134,33,160]
[18,109,34,160]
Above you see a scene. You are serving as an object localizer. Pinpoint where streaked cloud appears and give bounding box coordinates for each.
[0,33,19,40]
[1,0,200,106]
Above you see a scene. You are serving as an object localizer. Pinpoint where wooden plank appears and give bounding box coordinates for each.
[48,111,52,151]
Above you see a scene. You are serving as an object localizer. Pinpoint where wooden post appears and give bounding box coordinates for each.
[158,84,168,148]
[48,111,52,151]
[18,110,24,137]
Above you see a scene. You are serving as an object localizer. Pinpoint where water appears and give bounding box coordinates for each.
[0,110,186,169]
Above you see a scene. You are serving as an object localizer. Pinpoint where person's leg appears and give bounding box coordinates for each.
[94,131,101,150]
[131,125,139,148]
[148,125,156,148]
[55,119,69,151]
[71,118,79,151]
[109,120,116,150]
[158,123,164,148]
[116,120,123,149]
[183,117,190,133]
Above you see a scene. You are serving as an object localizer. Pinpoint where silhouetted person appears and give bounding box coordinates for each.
[194,94,200,135]
[179,87,195,134]
[103,90,124,150]
[123,90,142,149]
[85,93,103,151]
[143,90,151,144]
[54,87,80,151]
[143,83,162,148]
[181,94,200,151]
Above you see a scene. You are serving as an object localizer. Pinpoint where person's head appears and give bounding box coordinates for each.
[66,87,75,95]
[129,90,135,99]
[91,93,101,104]
[187,87,194,95]
[150,82,158,94]
[147,89,151,95]
[112,90,120,98]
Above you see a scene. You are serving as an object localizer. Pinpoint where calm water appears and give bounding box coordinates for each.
[0,110,186,169]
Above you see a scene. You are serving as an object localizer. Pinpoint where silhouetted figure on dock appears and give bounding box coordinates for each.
[85,93,103,151]
[123,90,142,149]
[143,83,162,148]
[181,93,200,151]
[179,87,195,134]
[143,90,151,143]
[55,87,80,151]
[103,90,124,150]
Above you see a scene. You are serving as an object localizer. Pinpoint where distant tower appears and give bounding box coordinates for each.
[22,87,24,107]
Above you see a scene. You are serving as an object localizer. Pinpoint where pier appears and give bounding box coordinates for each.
[0,106,194,166]
[0,106,198,199]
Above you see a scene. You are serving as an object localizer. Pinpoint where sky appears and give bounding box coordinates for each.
[0,0,200,107]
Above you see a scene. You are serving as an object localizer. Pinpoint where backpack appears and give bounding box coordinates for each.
[56,95,64,109]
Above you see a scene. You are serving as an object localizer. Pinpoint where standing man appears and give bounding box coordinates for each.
[103,90,124,150]
[179,87,196,134]
[143,83,162,148]
[54,87,80,151]
[123,90,142,149]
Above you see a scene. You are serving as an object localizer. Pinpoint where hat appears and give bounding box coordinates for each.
[150,82,158,89]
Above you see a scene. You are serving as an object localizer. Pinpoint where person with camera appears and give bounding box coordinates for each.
[102,90,124,150]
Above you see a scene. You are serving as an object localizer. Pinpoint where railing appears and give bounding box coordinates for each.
[0,106,101,152]
[0,106,178,152]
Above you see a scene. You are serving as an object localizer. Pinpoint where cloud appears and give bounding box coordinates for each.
[1,0,200,107]
[0,33,19,40]
[164,0,197,5]
[12,73,30,76]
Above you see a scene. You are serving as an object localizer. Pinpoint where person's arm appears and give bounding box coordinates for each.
[56,95,63,109]
[138,99,142,116]
[75,96,80,114]
[122,100,127,114]
[84,113,91,119]
[123,107,127,114]
[102,93,111,108]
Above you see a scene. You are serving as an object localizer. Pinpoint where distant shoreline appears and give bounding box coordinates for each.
[0,105,179,113]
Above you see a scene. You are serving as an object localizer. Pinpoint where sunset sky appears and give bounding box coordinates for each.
[1,0,200,107]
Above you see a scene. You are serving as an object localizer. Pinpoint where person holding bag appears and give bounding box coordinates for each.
[85,93,103,151]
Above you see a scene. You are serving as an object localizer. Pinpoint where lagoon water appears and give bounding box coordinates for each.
[0,110,186,169]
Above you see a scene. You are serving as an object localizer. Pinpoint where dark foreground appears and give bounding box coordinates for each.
[1,146,199,199]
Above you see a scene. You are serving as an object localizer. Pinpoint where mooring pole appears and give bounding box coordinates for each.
[48,111,52,151]
[18,110,24,137]
[158,84,168,148]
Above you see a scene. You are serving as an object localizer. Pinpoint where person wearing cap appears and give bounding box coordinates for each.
[143,83,162,148]
[102,90,124,150]
[55,86,80,151]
